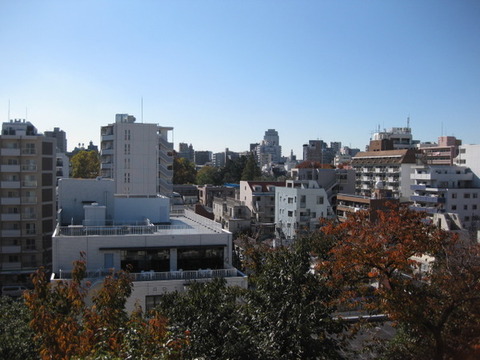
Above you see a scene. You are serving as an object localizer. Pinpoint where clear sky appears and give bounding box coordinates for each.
[1,0,479,157]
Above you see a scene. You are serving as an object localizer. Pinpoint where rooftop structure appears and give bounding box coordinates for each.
[53,180,247,312]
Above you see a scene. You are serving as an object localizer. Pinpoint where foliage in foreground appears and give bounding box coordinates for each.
[156,238,346,360]
[319,204,480,360]
[24,257,186,360]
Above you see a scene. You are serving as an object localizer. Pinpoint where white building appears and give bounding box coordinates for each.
[100,114,174,197]
[53,180,247,312]
[410,165,480,229]
[455,144,480,187]
[255,129,281,167]
[275,180,333,242]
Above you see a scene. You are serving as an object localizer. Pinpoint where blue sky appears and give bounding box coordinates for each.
[1,0,479,157]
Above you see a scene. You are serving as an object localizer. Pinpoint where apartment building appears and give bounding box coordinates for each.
[410,165,480,229]
[455,144,480,187]
[53,181,247,312]
[100,114,173,197]
[239,181,285,225]
[275,180,333,241]
[417,136,461,166]
[0,120,56,285]
[352,149,417,201]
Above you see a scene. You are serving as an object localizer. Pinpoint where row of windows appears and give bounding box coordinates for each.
[452,193,478,199]
[451,204,477,211]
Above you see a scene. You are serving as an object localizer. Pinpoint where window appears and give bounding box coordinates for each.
[146,295,164,312]
[317,196,324,205]
[104,253,114,269]
[473,205,477,210]
[288,211,293,217]
[288,197,293,204]
[451,205,457,211]
[451,193,457,199]
[25,238,36,250]
[465,216,470,221]
[26,223,36,235]
[464,205,468,210]
[8,255,19,263]
[473,193,478,199]
[464,193,470,199]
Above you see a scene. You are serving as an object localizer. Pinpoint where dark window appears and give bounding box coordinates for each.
[42,157,53,170]
[42,173,53,186]
[42,141,53,155]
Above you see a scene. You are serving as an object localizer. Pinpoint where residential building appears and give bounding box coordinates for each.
[212,196,251,234]
[0,120,56,285]
[369,126,419,151]
[336,190,398,223]
[410,165,480,229]
[53,182,247,312]
[44,127,67,153]
[194,151,211,166]
[239,181,284,224]
[197,184,236,208]
[455,144,480,187]
[417,136,461,166]
[352,149,417,201]
[275,180,333,242]
[100,114,174,197]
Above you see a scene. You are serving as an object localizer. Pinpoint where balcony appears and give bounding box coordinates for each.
[101,163,112,169]
[411,195,446,204]
[22,181,38,188]
[1,230,21,237]
[0,164,20,172]
[0,213,21,221]
[1,245,21,254]
[101,148,114,155]
[0,148,21,156]
[21,164,37,171]
[21,196,37,204]
[411,184,427,191]
[0,181,20,189]
[22,213,37,220]
[101,134,114,141]
[1,197,20,205]
[1,262,22,270]
[21,149,36,155]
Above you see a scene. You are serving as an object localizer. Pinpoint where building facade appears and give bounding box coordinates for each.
[0,120,56,285]
[100,114,174,197]
[275,180,333,241]
[352,149,417,201]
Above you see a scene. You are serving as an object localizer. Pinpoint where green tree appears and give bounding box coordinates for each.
[221,156,247,183]
[0,296,37,360]
[155,237,345,360]
[319,205,480,360]
[196,165,222,185]
[173,157,197,184]
[241,153,261,181]
[70,150,100,178]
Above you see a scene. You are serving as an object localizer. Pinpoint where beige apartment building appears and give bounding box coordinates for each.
[0,120,56,285]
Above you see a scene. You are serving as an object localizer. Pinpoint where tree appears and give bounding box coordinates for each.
[241,153,261,181]
[173,157,197,184]
[70,150,100,178]
[319,204,480,360]
[196,165,222,185]
[24,257,185,360]
[221,156,247,183]
[0,296,37,360]
[155,237,345,360]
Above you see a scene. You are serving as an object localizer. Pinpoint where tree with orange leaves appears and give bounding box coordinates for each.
[24,256,186,360]
[318,204,480,360]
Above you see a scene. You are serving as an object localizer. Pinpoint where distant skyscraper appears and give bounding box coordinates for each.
[44,127,67,153]
[0,119,56,285]
[178,143,194,162]
[256,129,282,167]
[100,114,173,196]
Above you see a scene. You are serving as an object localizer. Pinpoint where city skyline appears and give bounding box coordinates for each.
[1,1,479,156]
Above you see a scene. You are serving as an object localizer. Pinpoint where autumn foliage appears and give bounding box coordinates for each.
[24,256,186,360]
[318,204,480,360]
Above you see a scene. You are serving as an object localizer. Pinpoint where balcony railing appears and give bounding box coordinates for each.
[52,268,243,283]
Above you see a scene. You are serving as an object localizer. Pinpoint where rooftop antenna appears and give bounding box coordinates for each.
[407,115,410,129]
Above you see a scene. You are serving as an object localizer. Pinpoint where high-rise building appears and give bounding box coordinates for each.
[44,127,67,153]
[256,129,281,167]
[100,114,173,196]
[0,119,56,285]
[178,143,194,162]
